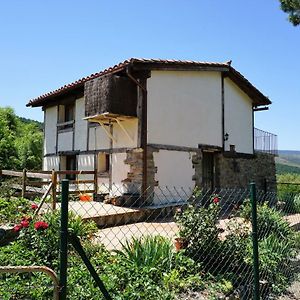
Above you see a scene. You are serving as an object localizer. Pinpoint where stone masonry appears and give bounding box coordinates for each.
[122,147,158,188]
[192,151,276,192]
[216,152,276,191]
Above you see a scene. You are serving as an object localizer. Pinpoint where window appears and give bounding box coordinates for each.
[66,155,77,180]
[98,153,110,174]
[57,102,75,131]
[65,103,75,122]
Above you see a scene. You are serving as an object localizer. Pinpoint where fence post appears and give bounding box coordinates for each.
[68,233,112,300]
[59,179,69,300]
[250,182,260,300]
[22,169,27,198]
[94,168,98,200]
[51,170,57,210]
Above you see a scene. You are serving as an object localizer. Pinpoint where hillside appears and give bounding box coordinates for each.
[18,116,43,131]
[276,150,300,175]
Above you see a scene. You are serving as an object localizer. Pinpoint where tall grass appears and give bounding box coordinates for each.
[115,235,174,271]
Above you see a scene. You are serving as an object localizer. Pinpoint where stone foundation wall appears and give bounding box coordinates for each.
[123,149,276,206]
[146,146,159,188]
[122,147,158,205]
[191,152,203,186]
[122,147,158,188]
[123,149,143,186]
[217,152,276,191]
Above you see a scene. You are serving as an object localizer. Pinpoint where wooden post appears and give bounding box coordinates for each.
[22,169,27,198]
[51,170,57,210]
[93,168,98,201]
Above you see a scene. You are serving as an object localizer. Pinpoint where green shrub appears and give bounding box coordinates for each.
[0,196,30,224]
[240,201,293,240]
[115,235,174,271]
[112,235,204,298]
[260,234,294,282]
[277,174,300,212]
[175,199,221,271]
[282,193,300,213]
[163,251,203,293]
[239,201,297,295]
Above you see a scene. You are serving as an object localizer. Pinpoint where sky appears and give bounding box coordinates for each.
[0,0,299,150]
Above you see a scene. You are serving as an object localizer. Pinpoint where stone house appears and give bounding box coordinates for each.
[27,58,277,204]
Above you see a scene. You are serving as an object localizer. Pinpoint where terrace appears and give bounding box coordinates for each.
[254,127,278,155]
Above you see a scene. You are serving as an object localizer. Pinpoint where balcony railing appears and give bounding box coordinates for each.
[254,128,278,155]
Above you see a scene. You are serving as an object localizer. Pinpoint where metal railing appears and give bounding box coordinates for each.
[254,127,278,155]
[0,266,59,300]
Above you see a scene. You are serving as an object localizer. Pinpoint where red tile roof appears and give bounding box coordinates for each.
[26,58,271,107]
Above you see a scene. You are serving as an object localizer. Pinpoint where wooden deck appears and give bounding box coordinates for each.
[41,201,146,227]
[39,200,181,227]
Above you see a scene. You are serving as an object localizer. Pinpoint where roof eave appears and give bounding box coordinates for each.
[26,59,272,108]
[226,67,271,107]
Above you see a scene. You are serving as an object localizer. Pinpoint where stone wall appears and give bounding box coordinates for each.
[192,151,276,192]
[216,152,276,191]
[122,147,158,187]
[191,152,203,185]
[123,149,143,186]
[122,149,276,207]
[122,147,158,206]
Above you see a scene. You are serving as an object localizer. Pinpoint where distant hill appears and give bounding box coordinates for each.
[276,150,300,175]
[18,117,43,131]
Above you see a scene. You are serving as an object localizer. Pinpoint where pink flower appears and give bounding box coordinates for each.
[31,203,38,210]
[13,224,22,232]
[34,221,49,231]
[20,220,29,228]
[213,197,219,204]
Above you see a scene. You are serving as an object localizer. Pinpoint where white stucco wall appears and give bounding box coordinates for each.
[147,71,222,148]
[44,106,57,155]
[224,78,253,154]
[112,119,138,148]
[111,153,130,195]
[74,98,88,151]
[43,156,59,171]
[57,131,73,152]
[98,177,110,192]
[88,119,138,151]
[153,150,195,204]
[88,125,110,150]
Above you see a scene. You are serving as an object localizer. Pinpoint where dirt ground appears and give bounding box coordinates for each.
[277,279,300,300]
[93,220,178,250]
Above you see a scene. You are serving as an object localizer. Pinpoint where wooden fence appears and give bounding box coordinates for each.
[0,169,97,210]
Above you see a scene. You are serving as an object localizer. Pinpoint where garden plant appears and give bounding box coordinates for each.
[0,187,299,299]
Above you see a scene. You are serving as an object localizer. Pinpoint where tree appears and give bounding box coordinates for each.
[0,107,18,169]
[0,107,43,170]
[15,123,43,170]
[280,0,300,26]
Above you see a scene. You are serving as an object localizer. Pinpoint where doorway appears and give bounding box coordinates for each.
[202,151,215,190]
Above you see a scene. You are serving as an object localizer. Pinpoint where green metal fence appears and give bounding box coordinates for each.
[1,179,300,299]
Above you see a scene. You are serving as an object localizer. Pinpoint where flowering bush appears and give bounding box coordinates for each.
[34,221,49,231]
[31,203,38,210]
[13,224,22,232]
[12,215,48,232]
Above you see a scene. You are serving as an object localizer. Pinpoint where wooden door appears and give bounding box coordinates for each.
[202,152,215,190]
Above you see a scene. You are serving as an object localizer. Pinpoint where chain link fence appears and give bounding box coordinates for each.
[1,173,300,299]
